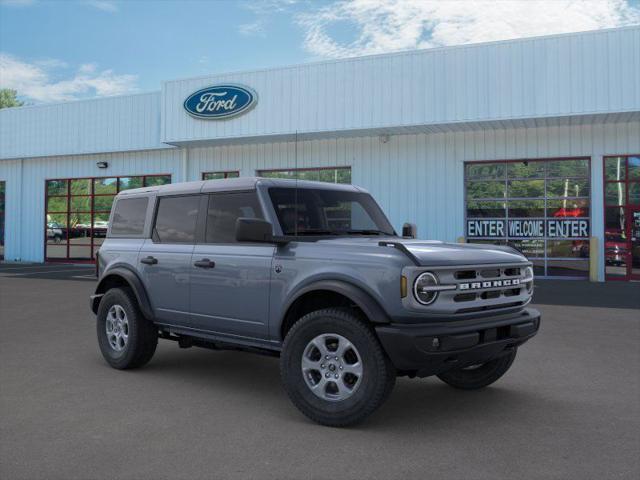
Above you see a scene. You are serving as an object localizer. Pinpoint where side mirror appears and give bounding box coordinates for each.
[236,218,275,243]
[402,222,417,239]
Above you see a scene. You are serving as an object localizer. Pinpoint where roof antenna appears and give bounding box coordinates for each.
[294,130,299,238]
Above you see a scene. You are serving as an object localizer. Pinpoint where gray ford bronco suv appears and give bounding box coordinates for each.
[91,177,540,426]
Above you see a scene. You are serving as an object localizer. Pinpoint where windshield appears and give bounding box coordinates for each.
[268,187,395,236]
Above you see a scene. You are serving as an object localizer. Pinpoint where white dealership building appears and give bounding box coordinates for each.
[1,26,639,281]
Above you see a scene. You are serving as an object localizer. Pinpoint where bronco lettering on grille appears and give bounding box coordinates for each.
[458,279,520,290]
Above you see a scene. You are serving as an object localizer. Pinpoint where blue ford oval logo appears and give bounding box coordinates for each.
[183,84,257,119]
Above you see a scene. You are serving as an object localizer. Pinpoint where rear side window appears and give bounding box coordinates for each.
[110,197,148,236]
[153,195,200,243]
[205,192,263,243]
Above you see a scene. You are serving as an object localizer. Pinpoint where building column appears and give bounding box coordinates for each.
[2,158,24,262]
[180,148,189,183]
[591,154,605,282]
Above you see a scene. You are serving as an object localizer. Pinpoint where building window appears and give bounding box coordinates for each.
[603,155,640,280]
[465,158,591,278]
[202,171,240,180]
[257,167,351,184]
[45,174,170,262]
[0,181,5,260]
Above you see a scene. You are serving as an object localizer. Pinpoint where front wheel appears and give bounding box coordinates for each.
[280,308,396,427]
[436,348,517,390]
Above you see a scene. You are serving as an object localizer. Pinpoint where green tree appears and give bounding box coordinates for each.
[0,89,24,109]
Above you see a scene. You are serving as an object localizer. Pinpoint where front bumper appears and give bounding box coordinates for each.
[375,308,540,377]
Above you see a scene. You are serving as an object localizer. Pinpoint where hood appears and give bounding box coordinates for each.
[397,239,527,266]
[314,237,528,266]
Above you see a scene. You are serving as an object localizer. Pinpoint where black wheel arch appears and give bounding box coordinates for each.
[280,280,390,340]
[93,266,154,320]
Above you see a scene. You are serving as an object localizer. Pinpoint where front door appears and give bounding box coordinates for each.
[189,191,274,340]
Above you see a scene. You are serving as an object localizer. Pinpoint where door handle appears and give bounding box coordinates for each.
[194,258,215,269]
[140,256,158,265]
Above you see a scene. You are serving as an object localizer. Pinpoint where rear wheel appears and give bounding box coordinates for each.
[280,308,395,427]
[436,348,517,390]
[96,287,158,369]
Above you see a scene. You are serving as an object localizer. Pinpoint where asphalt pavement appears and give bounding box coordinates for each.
[0,264,638,480]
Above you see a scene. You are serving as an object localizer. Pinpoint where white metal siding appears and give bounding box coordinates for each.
[0,92,168,160]
[162,27,640,144]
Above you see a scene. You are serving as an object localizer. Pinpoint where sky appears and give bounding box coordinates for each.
[1,0,639,104]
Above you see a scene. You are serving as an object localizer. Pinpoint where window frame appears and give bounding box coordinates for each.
[257,166,351,184]
[44,174,171,262]
[463,157,592,279]
[201,171,240,180]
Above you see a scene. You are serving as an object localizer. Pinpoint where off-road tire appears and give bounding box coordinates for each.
[436,348,517,390]
[96,287,158,369]
[280,308,396,427]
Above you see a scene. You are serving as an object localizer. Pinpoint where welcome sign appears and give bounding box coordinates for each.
[184,84,257,119]
[467,219,590,238]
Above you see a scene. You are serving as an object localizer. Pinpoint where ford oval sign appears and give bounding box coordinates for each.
[183,84,257,120]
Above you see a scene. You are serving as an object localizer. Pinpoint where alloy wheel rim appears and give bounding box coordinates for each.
[105,304,129,352]
[301,333,363,402]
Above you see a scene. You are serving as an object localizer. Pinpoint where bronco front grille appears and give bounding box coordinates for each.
[408,263,533,316]
[450,266,531,309]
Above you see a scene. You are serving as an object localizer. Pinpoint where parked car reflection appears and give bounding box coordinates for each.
[46,222,64,243]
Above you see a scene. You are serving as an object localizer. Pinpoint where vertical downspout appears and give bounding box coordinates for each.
[17,158,24,262]
[181,148,189,183]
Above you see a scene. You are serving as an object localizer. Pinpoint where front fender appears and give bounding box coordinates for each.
[282,279,390,325]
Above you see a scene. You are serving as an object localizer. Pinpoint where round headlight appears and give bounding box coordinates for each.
[524,266,534,293]
[413,272,439,305]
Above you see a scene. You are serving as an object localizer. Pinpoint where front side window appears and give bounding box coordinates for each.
[153,195,200,243]
[205,192,264,243]
[268,188,394,236]
[110,198,148,236]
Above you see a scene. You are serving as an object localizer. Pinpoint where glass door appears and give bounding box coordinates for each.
[631,207,640,280]
[604,155,640,281]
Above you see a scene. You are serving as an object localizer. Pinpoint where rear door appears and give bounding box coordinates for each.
[138,194,202,326]
[189,191,274,340]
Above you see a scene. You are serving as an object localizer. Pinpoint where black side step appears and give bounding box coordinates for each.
[158,331,279,358]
